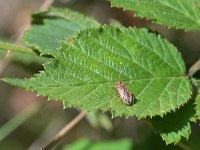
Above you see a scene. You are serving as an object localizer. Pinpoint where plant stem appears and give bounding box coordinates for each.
[188,59,200,77]
[41,111,87,150]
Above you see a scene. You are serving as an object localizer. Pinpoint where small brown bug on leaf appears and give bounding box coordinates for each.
[115,81,134,105]
[67,36,73,45]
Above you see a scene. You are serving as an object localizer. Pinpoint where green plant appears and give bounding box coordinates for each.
[1,0,200,149]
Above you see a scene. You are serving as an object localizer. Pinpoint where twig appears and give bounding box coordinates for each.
[188,59,200,77]
[0,0,54,75]
[41,111,87,150]
[39,0,54,10]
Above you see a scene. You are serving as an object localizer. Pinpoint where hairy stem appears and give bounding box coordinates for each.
[188,59,200,77]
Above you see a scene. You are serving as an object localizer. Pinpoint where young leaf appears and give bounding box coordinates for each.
[195,94,200,119]
[3,26,192,118]
[192,79,200,119]
[24,7,99,55]
[152,101,196,144]
[111,0,200,31]
[63,139,133,150]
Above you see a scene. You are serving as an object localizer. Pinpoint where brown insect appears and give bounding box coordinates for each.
[115,81,134,105]
[67,37,73,45]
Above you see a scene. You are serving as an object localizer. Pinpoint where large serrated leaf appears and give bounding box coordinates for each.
[3,26,192,118]
[152,101,196,145]
[111,0,200,31]
[24,7,99,55]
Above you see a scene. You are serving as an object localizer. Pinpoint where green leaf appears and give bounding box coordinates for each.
[0,42,48,64]
[0,103,40,142]
[32,7,99,27]
[195,94,200,120]
[24,7,99,55]
[3,26,192,118]
[111,0,200,31]
[152,101,196,145]
[63,139,133,150]
[192,79,200,119]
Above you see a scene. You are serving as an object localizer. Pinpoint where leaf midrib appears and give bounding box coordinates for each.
[32,76,186,88]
